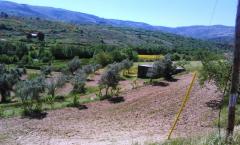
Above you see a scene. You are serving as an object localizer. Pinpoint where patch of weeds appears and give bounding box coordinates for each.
[27,72,39,80]
[161,131,240,145]
[44,95,55,109]
[213,104,240,128]
[66,94,80,107]
[72,94,80,107]
[0,106,4,117]
[99,95,111,101]
[85,86,99,94]
[145,143,159,145]
[67,94,88,110]
[0,134,8,143]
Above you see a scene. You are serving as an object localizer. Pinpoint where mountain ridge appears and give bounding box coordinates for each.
[0,0,234,43]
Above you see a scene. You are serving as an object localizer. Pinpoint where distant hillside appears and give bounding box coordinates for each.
[0,1,234,43]
[0,1,160,29]
[159,25,234,44]
[0,14,230,54]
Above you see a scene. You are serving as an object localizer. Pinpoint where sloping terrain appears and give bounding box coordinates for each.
[0,16,230,51]
[0,1,234,43]
[159,25,234,44]
[0,74,221,145]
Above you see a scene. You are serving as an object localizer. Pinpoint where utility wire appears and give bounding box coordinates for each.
[209,0,219,25]
[207,0,225,138]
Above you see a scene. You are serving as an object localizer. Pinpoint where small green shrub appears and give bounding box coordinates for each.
[94,51,113,67]
[44,95,55,109]
[73,94,80,107]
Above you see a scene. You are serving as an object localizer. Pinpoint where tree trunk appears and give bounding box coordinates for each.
[52,90,55,98]
[105,87,109,97]
[0,90,8,103]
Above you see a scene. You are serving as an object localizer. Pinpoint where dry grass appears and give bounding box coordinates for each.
[138,55,164,61]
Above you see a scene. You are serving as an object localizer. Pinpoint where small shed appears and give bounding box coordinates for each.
[137,64,186,78]
[26,32,45,41]
[175,66,185,74]
[137,64,153,78]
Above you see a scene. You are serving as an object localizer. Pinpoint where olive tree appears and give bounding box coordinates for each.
[41,65,52,76]
[16,77,45,114]
[199,55,231,92]
[198,54,232,135]
[147,61,164,83]
[68,56,81,74]
[45,75,66,98]
[94,51,113,67]
[44,75,66,108]
[162,54,176,80]
[82,64,94,74]
[0,64,22,103]
[122,59,133,74]
[93,64,102,72]
[147,54,176,82]
[108,62,125,73]
[66,69,88,107]
[99,69,120,97]
[176,59,190,69]
[72,69,87,93]
[98,63,123,97]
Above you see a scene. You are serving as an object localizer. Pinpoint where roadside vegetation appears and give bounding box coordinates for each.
[152,130,240,145]
[197,53,240,128]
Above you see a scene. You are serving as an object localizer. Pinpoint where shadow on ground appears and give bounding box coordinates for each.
[67,104,88,110]
[152,81,169,87]
[206,100,222,110]
[22,112,48,120]
[166,78,179,82]
[108,96,125,104]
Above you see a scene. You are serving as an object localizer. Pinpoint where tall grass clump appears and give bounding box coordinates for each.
[161,131,240,145]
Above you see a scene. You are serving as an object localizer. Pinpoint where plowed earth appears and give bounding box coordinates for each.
[0,74,221,145]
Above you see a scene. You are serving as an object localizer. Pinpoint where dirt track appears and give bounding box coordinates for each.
[0,74,221,145]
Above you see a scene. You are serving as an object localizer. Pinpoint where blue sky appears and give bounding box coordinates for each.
[4,0,238,27]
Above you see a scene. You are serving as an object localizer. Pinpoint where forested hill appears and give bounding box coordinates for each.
[158,25,234,44]
[0,14,231,54]
[0,1,234,44]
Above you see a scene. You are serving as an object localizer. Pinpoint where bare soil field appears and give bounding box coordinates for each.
[0,73,221,145]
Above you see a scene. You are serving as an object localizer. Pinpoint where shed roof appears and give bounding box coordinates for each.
[138,64,153,67]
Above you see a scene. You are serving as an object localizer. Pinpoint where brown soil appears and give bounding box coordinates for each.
[0,74,221,145]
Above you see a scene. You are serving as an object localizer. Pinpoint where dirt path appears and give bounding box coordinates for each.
[0,74,221,145]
